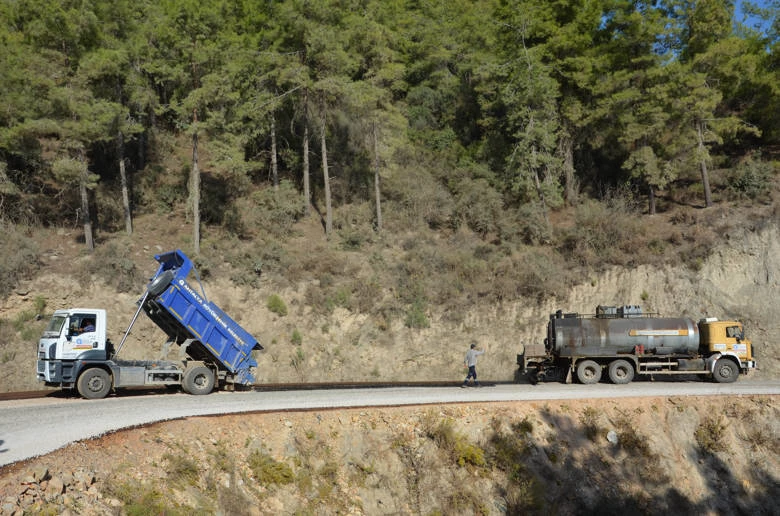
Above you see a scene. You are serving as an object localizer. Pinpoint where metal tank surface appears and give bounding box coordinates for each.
[547,306,701,357]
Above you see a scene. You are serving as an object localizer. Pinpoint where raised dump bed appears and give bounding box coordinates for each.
[142,249,263,385]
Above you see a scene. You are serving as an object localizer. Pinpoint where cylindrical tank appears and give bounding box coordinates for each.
[547,310,700,357]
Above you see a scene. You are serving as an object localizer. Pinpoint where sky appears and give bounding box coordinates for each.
[735,0,776,35]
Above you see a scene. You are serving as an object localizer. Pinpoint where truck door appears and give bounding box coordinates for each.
[62,312,104,359]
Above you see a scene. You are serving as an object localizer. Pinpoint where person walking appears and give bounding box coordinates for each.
[462,341,486,387]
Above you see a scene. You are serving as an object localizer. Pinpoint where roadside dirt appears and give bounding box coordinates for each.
[0,395,777,515]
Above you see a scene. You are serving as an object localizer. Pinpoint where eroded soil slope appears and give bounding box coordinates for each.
[0,396,777,515]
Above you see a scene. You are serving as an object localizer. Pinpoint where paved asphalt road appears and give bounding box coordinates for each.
[1,381,778,468]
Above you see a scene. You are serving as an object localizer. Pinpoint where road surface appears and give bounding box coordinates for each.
[1,381,778,468]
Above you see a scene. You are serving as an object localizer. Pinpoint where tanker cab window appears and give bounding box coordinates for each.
[726,325,743,341]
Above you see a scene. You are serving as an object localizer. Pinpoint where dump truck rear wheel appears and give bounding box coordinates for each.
[608,359,635,384]
[77,368,111,399]
[147,270,174,296]
[712,358,739,383]
[576,360,602,384]
[183,366,215,395]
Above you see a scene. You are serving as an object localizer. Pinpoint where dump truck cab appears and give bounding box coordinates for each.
[37,309,110,386]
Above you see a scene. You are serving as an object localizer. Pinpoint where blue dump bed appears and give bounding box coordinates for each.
[142,250,262,385]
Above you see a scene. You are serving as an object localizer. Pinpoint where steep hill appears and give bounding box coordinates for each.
[0,215,777,392]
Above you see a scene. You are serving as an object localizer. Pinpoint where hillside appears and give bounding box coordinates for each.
[1,207,778,393]
[0,395,777,515]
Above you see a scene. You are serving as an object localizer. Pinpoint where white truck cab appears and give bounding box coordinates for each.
[37,309,109,386]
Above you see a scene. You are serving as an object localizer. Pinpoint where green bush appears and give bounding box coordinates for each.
[727,155,773,200]
[404,298,430,329]
[267,294,288,316]
[247,451,294,485]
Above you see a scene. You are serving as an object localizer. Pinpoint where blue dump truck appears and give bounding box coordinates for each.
[37,250,263,399]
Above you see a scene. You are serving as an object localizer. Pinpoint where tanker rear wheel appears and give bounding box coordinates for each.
[608,359,635,384]
[576,360,602,384]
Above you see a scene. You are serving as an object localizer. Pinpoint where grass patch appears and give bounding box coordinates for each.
[163,452,200,487]
[423,414,486,468]
[580,406,602,442]
[266,294,288,316]
[695,416,729,454]
[103,478,186,516]
[614,411,651,457]
[247,451,294,485]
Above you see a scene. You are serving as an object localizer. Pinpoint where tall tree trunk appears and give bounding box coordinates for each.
[271,113,278,189]
[373,121,382,232]
[79,152,94,251]
[118,130,132,235]
[558,130,575,205]
[648,185,656,215]
[303,121,310,216]
[302,90,310,216]
[320,113,332,237]
[190,110,201,254]
[530,144,549,225]
[696,120,713,208]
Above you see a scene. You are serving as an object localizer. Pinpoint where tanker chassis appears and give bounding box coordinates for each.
[518,305,756,384]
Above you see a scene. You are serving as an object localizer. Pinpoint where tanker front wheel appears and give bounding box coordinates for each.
[183,366,215,395]
[712,358,739,383]
[608,359,635,385]
[77,368,112,399]
[576,360,602,384]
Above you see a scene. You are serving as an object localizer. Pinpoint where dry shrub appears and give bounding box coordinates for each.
[452,177,504,237]
[79,241,142,293]
[233,180,305,238]
[695,416,729,454]
[558,199,645,267]
[0,222,39,297]
[383,168,454,230]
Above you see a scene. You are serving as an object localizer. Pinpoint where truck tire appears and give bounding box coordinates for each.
[77,368,112,399]
[147,270,174,296]
[712,358,739,383]
[183,366,215,395]
[608,359,635,384]
[576,360,602,384]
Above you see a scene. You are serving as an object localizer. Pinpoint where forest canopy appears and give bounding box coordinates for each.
[0,0,777,250]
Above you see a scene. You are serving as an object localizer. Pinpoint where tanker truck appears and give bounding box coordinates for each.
[37,250,263,399]
[518,305,756,384]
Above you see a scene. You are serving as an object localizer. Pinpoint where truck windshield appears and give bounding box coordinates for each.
[44,315,67,336]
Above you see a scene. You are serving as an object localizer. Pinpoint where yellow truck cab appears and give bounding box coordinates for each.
[698,318,755,372]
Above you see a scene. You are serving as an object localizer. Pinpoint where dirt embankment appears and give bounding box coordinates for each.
[1,224,778,394]
[0,395,777,515]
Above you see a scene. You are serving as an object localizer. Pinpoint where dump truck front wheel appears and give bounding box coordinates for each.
[77,368,112,399]
[183,366,215,395]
